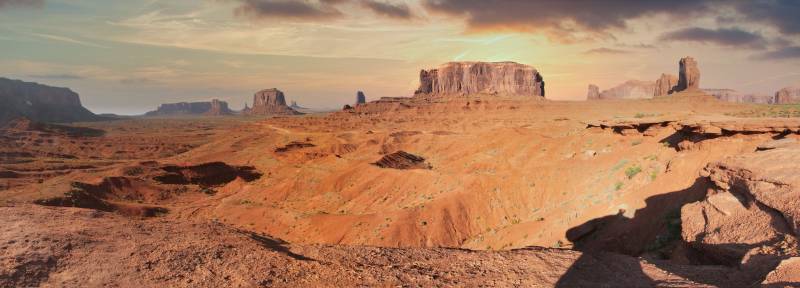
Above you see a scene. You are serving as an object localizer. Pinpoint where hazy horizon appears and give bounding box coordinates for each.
[1,0,799,115]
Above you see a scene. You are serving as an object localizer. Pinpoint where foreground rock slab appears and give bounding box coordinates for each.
[0,205,733,287]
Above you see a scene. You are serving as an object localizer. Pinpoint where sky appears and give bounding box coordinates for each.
[1,0,799,115]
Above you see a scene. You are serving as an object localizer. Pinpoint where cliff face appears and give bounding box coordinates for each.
[414,62,545,97]
[0,77,98,124]
[586,84,600,100]
[145,99,231,116]
[775,87,800,104]
[654,74,678,97]
[247,88,300,116]
[676,57,700,92]
[598,80,656,100]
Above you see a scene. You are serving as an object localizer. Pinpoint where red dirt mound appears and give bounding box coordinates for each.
[374,151,432,169]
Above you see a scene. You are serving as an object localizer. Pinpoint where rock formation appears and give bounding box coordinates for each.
[414,62,545,97]
[704,89,775,104]
[597,80,655,100]
[654,74,678,97]
[682,142,800,271]
[374,151,432,169]
[586,84,600,100]
[247,88,301,116]
[775,86,800,104]
[356,91,366,105]
[675,57,700,92]
[145,99,232,116]
[0,77,99,124]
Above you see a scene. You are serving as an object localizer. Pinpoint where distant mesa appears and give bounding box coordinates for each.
[586,84,600,100]
[775,86,800,104]
[145,99,232,116]
[597,80,656,100]
[588,56,702,101]
[0,77,100,124]
[414,61,545,98]
[356,91,366,105]
[704,89,775,104]
[245,88,301,116]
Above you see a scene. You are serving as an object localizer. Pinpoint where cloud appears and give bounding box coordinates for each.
[27,73,84,80]
[659,27,767,49]
[583,47,630,55]
[0,0,42,9]
[421,0,713,42]
[755,46,800,60]
[230,0,342,21]
[733,0,800,35]
[360,0,411,19]
[29,32,110,49]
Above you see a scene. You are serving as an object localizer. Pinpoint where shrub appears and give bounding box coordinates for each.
[625,165,642,179]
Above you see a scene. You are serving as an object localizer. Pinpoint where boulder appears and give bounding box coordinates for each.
[775,86,800,104]
[414,62,544,97]
[586,84,600,100]
[247,88,301,116]
[675,57,700,92]
[598,80,655,100]
[356,91,366,105]
[0,77,99,124]
[654,74,678,97]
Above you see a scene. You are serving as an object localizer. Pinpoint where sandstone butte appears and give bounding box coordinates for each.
[775,86,800,104]
[414,61,545,97]
[590,56,702,100]
[245,88,301,116]
[4,57,800,287]
[356,91,366,105]
[586,84,600,100]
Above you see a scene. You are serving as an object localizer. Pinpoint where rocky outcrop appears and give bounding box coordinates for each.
[704,89,775,104]
[0,77,99,124]
[145,99,232,116]
[374,151,432,169]
[775,86,800,104]
[586,84,600,100]
[208,99,232,115]
[654,74,678,97]
[356,91,366,105]
[247,88,301,116]
[414,62,544,97]
[675,57,700,92]
[597,80,655,100]
[682,142,800,269]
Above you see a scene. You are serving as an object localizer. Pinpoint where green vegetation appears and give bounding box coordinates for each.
[614,181,624,191]
[645,209,683,253]
[631,139,642,146]
[625,165,642,179]
[650,170,658,181]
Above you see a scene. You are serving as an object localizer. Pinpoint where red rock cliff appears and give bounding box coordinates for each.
[414,62,545,97]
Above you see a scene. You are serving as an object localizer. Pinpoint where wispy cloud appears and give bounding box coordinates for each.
[29,32,110,49]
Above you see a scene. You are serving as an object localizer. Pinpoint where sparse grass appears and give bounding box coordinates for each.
[631,139,642,146]
[614,181,624,191]
[625,165,642,179]
[650,170,658,181]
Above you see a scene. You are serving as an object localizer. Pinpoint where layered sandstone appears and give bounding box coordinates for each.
[586,84,600,100]
[675,57,700,92]
[145,99,232,116]
[356,91,366,105]
[414,62,544,97]
[654,74,678,97]
[0,77,98,124]
[597,80,655,100]
[247,88,301,116]
[775,86,800,104]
